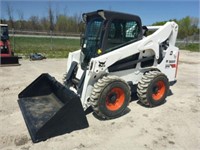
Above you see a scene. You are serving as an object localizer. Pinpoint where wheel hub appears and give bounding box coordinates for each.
[152,81,166,101]
[108,93,117,104]
[153,86,159,94]
[106,87,125,111]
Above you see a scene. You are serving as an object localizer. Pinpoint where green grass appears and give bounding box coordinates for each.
[10,36,80,58]
[9,36,199,59]
[176,43,199,52]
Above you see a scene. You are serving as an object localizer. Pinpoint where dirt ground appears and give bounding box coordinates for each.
[0,50,200,150]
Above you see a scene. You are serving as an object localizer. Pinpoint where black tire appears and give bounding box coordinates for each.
[90,76,131,119]
[137,70,169,107]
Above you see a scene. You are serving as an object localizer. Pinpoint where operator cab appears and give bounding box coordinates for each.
[0,24,9,41]
[0,24,10,54]
[81,10,143,66]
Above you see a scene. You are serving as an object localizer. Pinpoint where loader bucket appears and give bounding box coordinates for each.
[18,73,89,143]
[0,56,20,66]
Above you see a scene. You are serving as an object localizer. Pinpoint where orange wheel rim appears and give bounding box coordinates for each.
[106,87,125,111]
[152,81,166,101]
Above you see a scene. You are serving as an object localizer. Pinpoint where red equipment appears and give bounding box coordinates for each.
[0,24,20,66]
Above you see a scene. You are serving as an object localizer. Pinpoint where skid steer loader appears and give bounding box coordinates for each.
[18,10,179,143]
[0,24,20,66]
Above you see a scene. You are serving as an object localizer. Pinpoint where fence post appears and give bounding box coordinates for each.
[12,28,15,52]
[50,30,53,51]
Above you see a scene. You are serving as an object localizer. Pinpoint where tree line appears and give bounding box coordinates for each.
[152,17,199,40]
[0,3,199,39]
[1,3,85,33]
[1,13,85,33]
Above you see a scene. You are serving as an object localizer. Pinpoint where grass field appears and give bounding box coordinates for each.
[9,36,199,58]
[176,43,199,52]
[10,36,80,58]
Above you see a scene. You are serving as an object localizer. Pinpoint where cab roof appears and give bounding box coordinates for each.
[82,10,142,24]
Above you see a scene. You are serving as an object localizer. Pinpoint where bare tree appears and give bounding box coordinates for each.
[29,16,40,30]
[48,2,54,31]
[6,3,14,28]
[55,3,60,23]
[41,17,49,31]
[73,12,82,32]
[63,6,68,16]
[17,9,24,30]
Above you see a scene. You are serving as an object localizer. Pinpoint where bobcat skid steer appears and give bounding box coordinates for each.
[18,10,179,143]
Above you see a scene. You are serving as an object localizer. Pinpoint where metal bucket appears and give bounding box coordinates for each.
[18,73,89,143]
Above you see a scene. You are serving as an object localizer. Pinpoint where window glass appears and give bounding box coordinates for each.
[105,19,139,52]
[0,26,9,40]
[86,19,102,38]
[126,21,138,38]
[82,17,104,64]
[1,26,7,35]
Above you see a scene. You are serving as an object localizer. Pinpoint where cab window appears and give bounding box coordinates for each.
[105,19,139,52]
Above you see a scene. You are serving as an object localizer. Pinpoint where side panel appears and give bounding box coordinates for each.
[157,46,179,81]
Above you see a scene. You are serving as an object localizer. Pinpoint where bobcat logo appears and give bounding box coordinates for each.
[99,61,106,67]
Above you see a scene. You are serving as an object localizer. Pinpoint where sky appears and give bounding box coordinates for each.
[0,0,199,25]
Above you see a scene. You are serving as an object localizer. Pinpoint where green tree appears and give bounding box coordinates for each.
[151,17,199,40]
[178,16,199,39]
[55,15,68,32]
